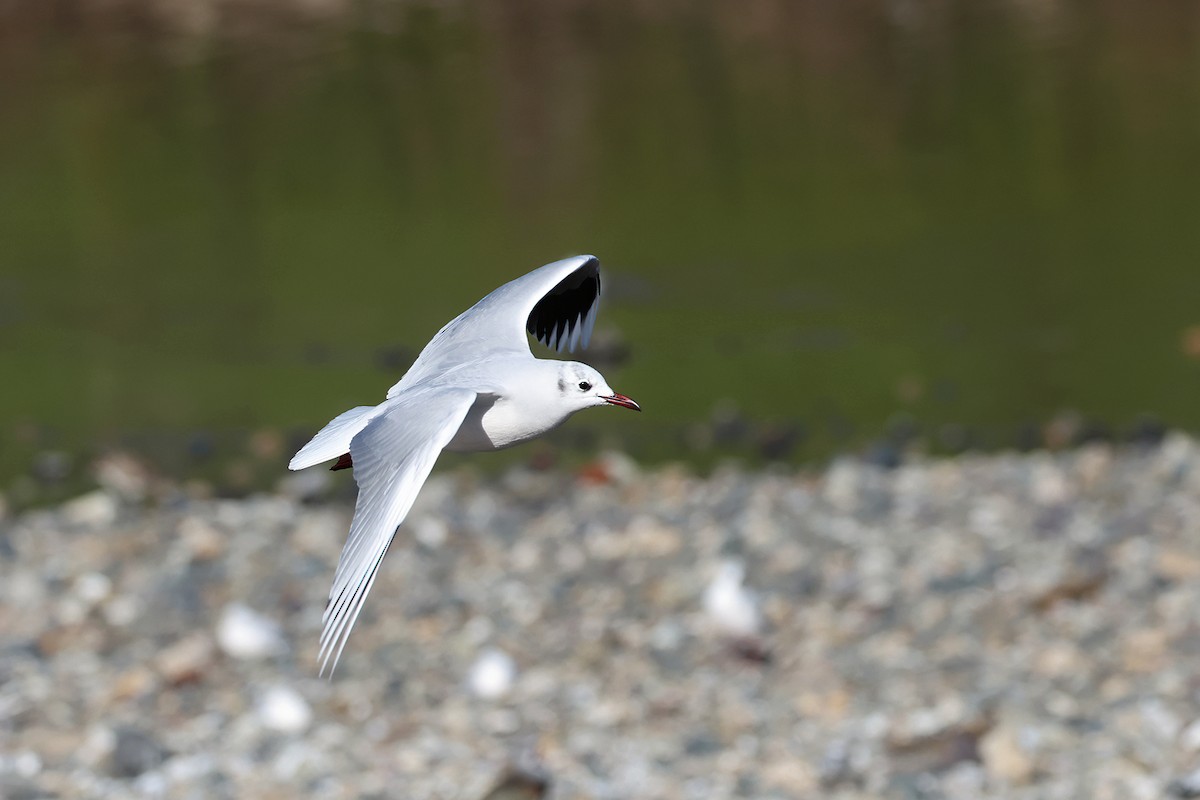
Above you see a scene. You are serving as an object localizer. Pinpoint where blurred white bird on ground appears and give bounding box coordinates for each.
[703,558,762,640]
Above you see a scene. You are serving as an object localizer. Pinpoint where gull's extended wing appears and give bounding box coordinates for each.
[388,255,602,398]
[318,387,476,676]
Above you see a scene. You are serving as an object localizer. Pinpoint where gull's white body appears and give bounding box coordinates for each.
[288,255,638,675]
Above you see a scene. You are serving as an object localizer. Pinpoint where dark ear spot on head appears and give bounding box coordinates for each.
[558,377,567,393]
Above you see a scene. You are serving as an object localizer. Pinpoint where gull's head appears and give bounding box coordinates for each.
[557,362,641,413]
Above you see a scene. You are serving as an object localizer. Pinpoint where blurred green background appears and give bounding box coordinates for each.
[2,0,1199,496]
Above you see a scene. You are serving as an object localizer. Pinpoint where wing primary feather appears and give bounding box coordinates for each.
[321,538,385,663]
[519,257,602,354]
[321,468,406,652]
[315,388,475,677]
[323,494,388,619]
[567,314,582,352]
[320,545,389,676]
[580,301,598,349]
[322,523,386,647]
[325,554,385,674]
[326,488,393,596]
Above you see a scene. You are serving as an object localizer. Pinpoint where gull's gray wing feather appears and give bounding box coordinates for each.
[318,387,476,676]
[388,255,602,398]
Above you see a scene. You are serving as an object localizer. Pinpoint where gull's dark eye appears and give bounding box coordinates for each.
[578,381,592,392]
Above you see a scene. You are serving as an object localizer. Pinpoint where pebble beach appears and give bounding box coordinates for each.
[4,438,1200,799]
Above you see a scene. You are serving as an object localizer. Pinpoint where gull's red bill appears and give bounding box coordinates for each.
[603,393,641,411]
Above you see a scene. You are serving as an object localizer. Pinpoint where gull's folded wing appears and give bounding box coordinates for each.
[318,387,476,676]
[388,255,602,398]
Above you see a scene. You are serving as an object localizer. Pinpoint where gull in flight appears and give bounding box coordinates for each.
[289,255,640,675]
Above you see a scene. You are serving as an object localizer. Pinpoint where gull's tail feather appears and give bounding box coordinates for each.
[289,406,378,471]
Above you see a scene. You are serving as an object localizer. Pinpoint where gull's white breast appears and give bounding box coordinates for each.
[445,392,571,453]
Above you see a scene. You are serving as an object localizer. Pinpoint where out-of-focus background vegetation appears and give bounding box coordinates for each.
[2,0,1199,502]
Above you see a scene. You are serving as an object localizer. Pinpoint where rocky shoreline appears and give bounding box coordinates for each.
[3,440,1200,798]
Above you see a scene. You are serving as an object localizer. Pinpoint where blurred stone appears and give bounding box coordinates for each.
[110,667,158,702]
[625,516,681,558]
[1180,718,1200,752]
[78,726,117,768]
[1128,414,1167,447]
[887,703,989,774]
[216,603,287,660]
[277,467,333,500]
[1030,460,1071,506]
[0,775,48,800]
[577,451,640,486]
[937,423,973,452]
[248,428,284,460]
[73,572,113,606]
[729,636,772,664]
[1171,767,1200,798]
[1140,697,1181,740]
[1074,444,1112,487]
[187,433,214,462]
[863,440,903,469]
[818,738,855,788]
[155,632,216,685]
[413,515,449,549]
[479,767,549,800]
[1122,629,1169,674]
[0,751,42,779]
[36,625,80,657]
[256,685,312,734]
[109,727,167,778]
[1156,548,1200,581]
[710,401,750,447]
[762,758,818,794]
[61,490,118,528]
[179,516,226,561]
[103,595,141,627]
[469,648,516,699]
[1181,325,1200,360]
[1034,641,1086,677]
[31,451,71,485]
[92,452,151,501]
[222,460,255,492]
[758,423,802,461]
[979,722,1034,784]
[1043,411,1083,450]
[1031,550,1108,612]
[824,459,860,510]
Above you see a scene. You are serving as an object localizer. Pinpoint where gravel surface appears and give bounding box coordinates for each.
[3,438,1200,799]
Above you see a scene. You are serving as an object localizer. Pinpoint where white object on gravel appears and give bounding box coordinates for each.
[256,685,312,734]
[216,604,287,660]
[468,648,517,699]
[703,558,761,638]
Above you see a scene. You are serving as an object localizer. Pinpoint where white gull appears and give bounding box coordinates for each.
[289,255,640,675]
